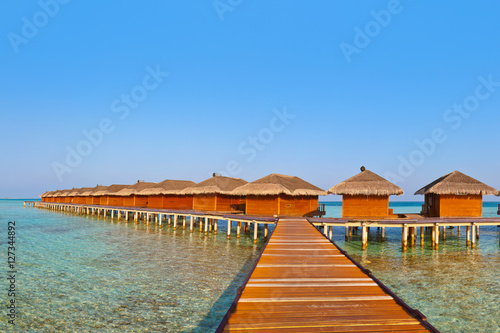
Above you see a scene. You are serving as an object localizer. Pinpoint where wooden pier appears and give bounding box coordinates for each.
[217,218,438,332]
[27,202,276,242]
[310,216,500,250]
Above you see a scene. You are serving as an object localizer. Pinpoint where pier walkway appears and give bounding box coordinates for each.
[28,201,276,242]
[217,218,438,332]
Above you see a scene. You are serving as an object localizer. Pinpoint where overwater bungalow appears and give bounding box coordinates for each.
[47,190,60,202]
[64,188,79,203]
[66,187,93,204]
[415,170,499,217]
[79,185,108,205]
[40,191,53,202]
[114,181,157,207]
[328,167,404,219]
[93,184,128,206]
[58,189,72,203]
[231,173,327,217]
[73,187,94,204]
[182,175,247,212]
[138,179,196,209]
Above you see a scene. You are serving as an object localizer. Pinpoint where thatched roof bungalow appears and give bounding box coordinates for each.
[74,187,94,204]
[182,175,247,212]
[80,185,108,205]
[92,184,128,206]
[114,181,157,207]
[415,171,499,217]
[40,190,55,202]
[66,187,93,204]
[328,167,403,219]
[57,189,73,203]
[138,179,196,210]
[47,190,62,202]
[231,173,327,217]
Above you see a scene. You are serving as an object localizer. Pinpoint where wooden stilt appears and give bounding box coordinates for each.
[434,224,439,249]
[476,225,479,240]
[328,225,333,240]
[237,222,241,238]
[362,225,368,250]
[190,216,194,233]
[227,220,231,239]
[471,224,476,249]
[253,222,258,243]
[182,216,186,230]
[214,219,218,235]
[420,226,424,247]
[173,215,178,230]
[402,225,408,251]
[264,224,269,239]
[466,226,471,246]
[381,227,385,242]
[204,218,208,235]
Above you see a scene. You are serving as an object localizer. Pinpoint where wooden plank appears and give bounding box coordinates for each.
[219,218,435,332]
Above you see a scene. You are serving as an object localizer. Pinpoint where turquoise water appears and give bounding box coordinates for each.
[0,199,268,332]
[324,201,500,333]
[2,200,499,332]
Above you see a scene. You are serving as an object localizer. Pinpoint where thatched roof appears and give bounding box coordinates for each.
[414,171,499,196]
[328,168,404,196]
[138,179,196,195]
[80,185,108,197]
[66,187,93,197]
[231,173,327,196]
[182,176,247,195]
[57,189,72,197]
[93,184,128,196]
[39,191,53,198]
[114,181,158,196]
[48,190,62,197]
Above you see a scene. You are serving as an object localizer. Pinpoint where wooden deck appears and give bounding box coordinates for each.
[218,218,438,332]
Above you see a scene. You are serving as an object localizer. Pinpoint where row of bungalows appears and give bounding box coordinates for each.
[40,174,326,217]
[140,180,196,210]
[40,169,499,218]
[329,168,499,218]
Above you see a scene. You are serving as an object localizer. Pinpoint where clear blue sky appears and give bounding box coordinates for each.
[1,1,499,200]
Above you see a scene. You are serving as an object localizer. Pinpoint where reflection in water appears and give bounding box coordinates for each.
[324,202,500,333]
[2,200,267,332]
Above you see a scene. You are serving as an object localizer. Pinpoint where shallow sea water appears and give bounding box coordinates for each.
[0,199,267,332]
[325,201,500,333]
[2,200,499,332]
